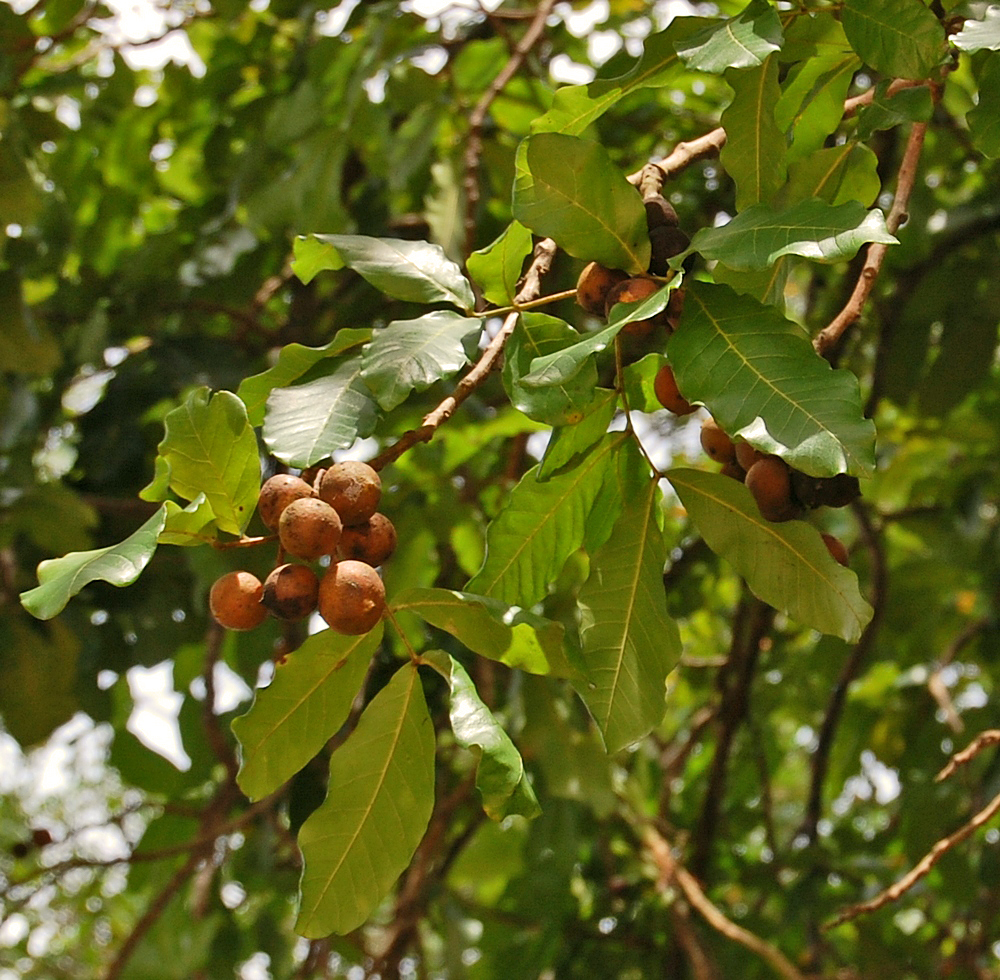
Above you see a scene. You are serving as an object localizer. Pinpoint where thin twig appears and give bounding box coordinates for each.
[936,730,1000,782]
[825,787,1000,930]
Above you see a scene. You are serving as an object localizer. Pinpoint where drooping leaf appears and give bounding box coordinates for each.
[668,282,876,477]
[855,81,934,142]
[538,389,618,480]
[968,54,1000,158]
[467,221,533,306]
[158,495,218,546]
[296,663,435,938]
[262,356,379,467]
[685,198,897,270]
[292,234,475,311]
[151,388,260,535]
[20,505,168,620]
[778,143,881,208]
[422,650,541,819]
[668,468,873,643]
[513,134,650,273]
[467,433,626,607]
[360,312,482,411]
[237,329,372,425]
[954,6,1000,51]
[392,587,574,677]
[720,55,786,210]
[502,312,602,425]
[576,466,681,754]
[675,0,783,74]
[232,625,382,802]
[841,0,947,81]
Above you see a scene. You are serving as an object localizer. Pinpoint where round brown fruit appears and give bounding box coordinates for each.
[720,461,746,482]
[338,513,397,567]
[576,262,629,317]
[745,456,800,523]
[653,364,696,416]
[262,563,320,621]
[318,560,386,635]
[821,533,850,567]
[210,570,267,631]
[605,276,662,334]
[644,194,680,230]
[700,418,736,464]
[318,461,382,527]
[278,497,343,560]
[734,441,764,473]
[257,474,315,531]
[648,225,690,276]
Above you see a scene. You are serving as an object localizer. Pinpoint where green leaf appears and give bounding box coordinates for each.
[841,0,947,81]
[232,625,382,802]
[360,312,482,411]
[668,468,873,642]
[467,221,533,306]
[292,234,475,311]
[513,134,650,274]
[153,388,260,535]
[855,81,934,141]
[675,0,783,74]
[712,260,789,308]
[538,389,618,480]
[502,312,602,425]
[779,143,882,208]
[0,271,60,377]
[422,650,541,819]
[720,55,786,210]
[392,588,574,677]
[576,467,681,754]
[954,6,1000,51]
[20,505,168,620]
[686,198,897,270]
[467,433,625,607]
[296,663,435,938]
[519,283,675,388]
[668,283,876,477]
[237,330,372,426]
[262,356,379,468]
[158,495,218,546]
[968,54,1000,158]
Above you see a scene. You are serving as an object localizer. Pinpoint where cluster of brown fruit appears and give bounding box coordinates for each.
[208,461,396,636]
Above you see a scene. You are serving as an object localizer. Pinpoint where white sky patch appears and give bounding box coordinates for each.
[89,0,207,76]
[126,662,190,770]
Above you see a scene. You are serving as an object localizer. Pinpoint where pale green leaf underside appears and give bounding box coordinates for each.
[422,650,540,820]
[668,282,875,477]
[20,505,167,621]
[232,626,383,802]
[296,664,435,938]
[576,476,681,754]
[675,0,783,74]
[158,495,217,546]
[668,468,873,643]
[954,6,1000,52]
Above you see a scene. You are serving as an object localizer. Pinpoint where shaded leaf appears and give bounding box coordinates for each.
[467,433,626,606]
[392,587,574,677]
[675,0,783,74]
[513,134,650,273]
[232,625,382,802]
[779,143,881,208]
[969,54,1000,158]
[841,0,947,80]
[422,650,540,819]
[668,468,873,642]
[855,81,934,141]
[20,505,168,620]
[0,271,60,376]
[158,495,218,546]
[538,389,618,479]
[296,664,435,937]
[360,312,482,411]
[576,465,681,753]
[293,234,475,310]
[262,356,379,467]
[152,388,260,535]
[686,198,897,270]
[467,221,533,306]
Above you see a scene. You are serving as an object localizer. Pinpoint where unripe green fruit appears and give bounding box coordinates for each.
[746,456,800,523]
[338,513,397,567]
[576,262,629,317]
[318,560,386,635]
[262,563,320,621]
[318,461,382,526]
[257,474,315,531]
[653,364,696,416]
[700,418,735,464]
[210,571,267,631]
[278,497,343,560]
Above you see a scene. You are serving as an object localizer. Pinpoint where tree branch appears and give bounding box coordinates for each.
[936,730,1000,783]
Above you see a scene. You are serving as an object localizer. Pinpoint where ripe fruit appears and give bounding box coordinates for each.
[318,461,382,526]
[700,418,735,464]
[318,560,386,635]
[262,563,320,621]
[735,441,764,473]
[576,262,629,317]
[257,474,315,531]
[605,276,663,334]
[648,225,690,276]
[210,570,267,631]
[278,497,343,560]
[745,456,800,523]
[653,364,696,416]
[720,460,746,482]
[644,194,680,230]
[338,513,398,567]
[821,533,850,567]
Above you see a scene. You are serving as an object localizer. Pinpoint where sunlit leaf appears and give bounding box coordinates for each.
[467,221,533,306]
[675,0,783,74]
[841,0,947,80]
